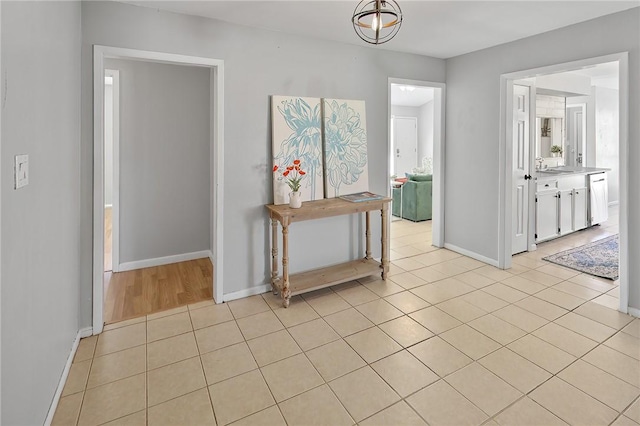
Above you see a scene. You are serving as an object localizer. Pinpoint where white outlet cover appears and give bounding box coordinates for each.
[14,154,29,189]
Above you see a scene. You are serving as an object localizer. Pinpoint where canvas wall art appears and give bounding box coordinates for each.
[271,96,324,205]
[322,98,369,197]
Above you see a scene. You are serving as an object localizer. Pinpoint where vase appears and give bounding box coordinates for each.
[289,191,302,209]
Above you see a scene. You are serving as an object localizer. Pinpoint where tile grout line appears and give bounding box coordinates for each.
[61,218,632,425]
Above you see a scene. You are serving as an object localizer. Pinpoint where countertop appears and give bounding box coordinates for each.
[536,166,610,179]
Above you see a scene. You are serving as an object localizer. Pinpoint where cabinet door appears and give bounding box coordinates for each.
[536,191,559,241]
[559,189,573,235]
[573,187,588,231]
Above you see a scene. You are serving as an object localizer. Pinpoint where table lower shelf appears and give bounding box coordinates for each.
[273,258,383,297]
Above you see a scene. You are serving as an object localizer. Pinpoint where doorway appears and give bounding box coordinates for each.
[93,47,225,334]
[104,70,119,274]
[500,53,630,314]
[387,79,445,277]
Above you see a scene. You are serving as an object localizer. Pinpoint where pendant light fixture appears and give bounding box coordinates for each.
[352,0,403,45]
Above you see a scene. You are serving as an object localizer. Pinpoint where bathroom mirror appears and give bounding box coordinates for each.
[536,116,564,159]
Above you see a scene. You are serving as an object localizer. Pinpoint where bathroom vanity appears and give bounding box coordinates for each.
[535,167,610,243]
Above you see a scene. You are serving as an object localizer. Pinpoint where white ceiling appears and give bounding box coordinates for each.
[391,85,434,107]
[120,1,639,59]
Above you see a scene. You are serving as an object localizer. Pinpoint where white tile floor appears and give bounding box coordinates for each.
[54,211,639,426]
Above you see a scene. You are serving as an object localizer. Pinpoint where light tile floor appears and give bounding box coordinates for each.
[54,214,639,426]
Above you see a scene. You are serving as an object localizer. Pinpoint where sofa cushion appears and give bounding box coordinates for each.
[408,173,432,182]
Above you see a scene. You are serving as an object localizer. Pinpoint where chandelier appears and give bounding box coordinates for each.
[352,0,403,45]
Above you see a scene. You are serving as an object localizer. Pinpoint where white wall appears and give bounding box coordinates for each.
[79,1,446,325]
[418,100,435,164]
[594,86,620,204]
[104,58,211,264]
[445,8,639,309]
[1,2,81,424]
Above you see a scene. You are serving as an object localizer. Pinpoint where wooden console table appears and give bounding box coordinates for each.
[266,197,391,307]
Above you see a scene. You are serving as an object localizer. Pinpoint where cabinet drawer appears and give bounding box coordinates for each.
[537,180,558,191]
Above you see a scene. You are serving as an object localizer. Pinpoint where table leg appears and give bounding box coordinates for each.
[282,223,291,308]
[381,205,389,279]
[270,218,279,295]
[365,211,371,260]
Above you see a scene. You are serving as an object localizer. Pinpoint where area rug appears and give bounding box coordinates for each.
[543,235,619,280]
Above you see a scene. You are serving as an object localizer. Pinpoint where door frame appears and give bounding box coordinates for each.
[391,115,418,177]
[499,52,629,314]
[104,69,121,272]
[388,78,446,247]
[93,46,225,334]
[566,103,587,167]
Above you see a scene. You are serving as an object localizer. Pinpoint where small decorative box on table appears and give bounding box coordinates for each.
[265,196,391,307]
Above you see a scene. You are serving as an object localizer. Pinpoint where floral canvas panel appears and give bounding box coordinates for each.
[322,98,369,197]
[271,96,324,205]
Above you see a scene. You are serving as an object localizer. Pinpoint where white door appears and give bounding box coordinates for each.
[566,106,586,167]
[512,85,530,254]
[393,117,418,177]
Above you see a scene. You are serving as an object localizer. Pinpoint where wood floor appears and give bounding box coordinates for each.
[103,207,213,324]
[104,258,213,324]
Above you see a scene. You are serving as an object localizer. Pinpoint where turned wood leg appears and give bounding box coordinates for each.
[381,205,389,279]
[282,223,291,307]
[270,218,279,295]
[365,211,372,260]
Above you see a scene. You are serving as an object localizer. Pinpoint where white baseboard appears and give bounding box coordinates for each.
[223,284,271,303]
[444,243,500,268]
[608,201,619,207]
[118,250,212,272]
[44,327,93,426]
[628,307,640,318]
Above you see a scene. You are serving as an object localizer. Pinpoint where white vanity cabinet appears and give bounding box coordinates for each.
[559,189,573,235]
[535,173,597,243]
[536,190,560,241]
[573,187,588,230]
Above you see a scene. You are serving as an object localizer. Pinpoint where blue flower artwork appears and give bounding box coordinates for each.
[322,99,369,197]
[271,96,324,205]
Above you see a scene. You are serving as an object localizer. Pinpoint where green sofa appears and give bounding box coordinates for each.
[392,174,433,222]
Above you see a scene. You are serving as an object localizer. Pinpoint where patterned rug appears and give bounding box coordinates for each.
[543,235,619,280]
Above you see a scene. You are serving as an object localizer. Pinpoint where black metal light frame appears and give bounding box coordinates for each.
[352,0,403,45]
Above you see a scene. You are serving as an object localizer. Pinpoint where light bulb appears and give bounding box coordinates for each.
[372,12,380,31]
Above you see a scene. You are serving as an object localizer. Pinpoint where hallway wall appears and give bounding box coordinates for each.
[1,2,82,424]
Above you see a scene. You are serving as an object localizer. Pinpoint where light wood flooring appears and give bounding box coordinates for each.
[104,258,213,324]
[103,207,213,324]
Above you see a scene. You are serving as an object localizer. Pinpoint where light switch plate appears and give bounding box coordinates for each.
[14,154,29,189]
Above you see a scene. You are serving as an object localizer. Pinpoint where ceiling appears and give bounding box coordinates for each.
[391,84,434,107]
[121,1,639,59]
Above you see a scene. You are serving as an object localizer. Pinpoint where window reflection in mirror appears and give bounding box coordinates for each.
[535,95,565,167]
[536,116,564,158]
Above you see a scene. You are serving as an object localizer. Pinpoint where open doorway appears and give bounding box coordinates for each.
[93,47,225,334]
[500,53,630,314]
[386,79,447,284]
[101,59,214,325]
